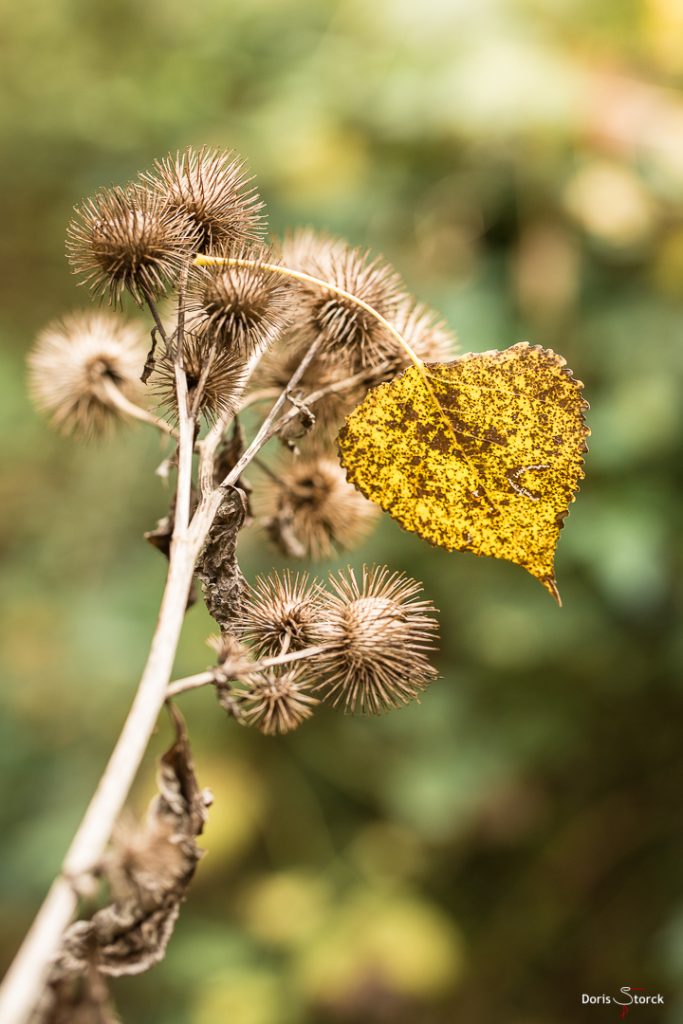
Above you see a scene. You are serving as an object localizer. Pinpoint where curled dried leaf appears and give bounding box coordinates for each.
[196,487,249,630]
[47,707,210,985]
[31,959,120,1024]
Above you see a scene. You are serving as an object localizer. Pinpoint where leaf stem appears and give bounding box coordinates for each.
[194,254,424,369]
[216,332,325,490]
[100,378,177,438]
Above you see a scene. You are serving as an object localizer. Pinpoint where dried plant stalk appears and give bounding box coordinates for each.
[1,149,446,1024]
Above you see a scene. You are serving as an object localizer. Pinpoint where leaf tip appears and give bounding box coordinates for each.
[539,574,562,606]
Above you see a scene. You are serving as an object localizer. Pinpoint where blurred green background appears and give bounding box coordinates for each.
[2,0,683,1021]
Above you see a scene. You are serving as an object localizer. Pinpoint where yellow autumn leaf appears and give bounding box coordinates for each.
[337,343,589,603]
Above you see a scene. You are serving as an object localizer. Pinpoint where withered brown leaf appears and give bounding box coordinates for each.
[38,706,211,1020]
[196,486,249,631]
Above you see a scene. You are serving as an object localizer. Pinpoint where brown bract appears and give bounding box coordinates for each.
[141,146,264,253]
[310,565,439,715]
[67,186,197,305]
[28,312,147,437]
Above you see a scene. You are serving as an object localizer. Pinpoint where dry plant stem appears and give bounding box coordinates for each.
[0,259,395,1024]
[195,332,324,519]
[197,347,266,496]
[144,288,172,352]
[166,644,330,698]
[173,266,194,535]
[0,501,201,1024]
[100,377,177,437]
[166,670,216,698]
[217,333,324,488]
[0,295,197,1024]
[269,360,392,440]
[189,346,216,419]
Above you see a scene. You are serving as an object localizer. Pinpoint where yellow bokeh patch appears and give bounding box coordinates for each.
[338,343,589,603]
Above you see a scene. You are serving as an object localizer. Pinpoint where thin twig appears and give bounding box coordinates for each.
[143,291,170,348]
[189,345,216,419]
[166,670,216,698]
[269,360,392,440]
[100,378,177,438]
[218,334,325,489]
[173,261,194,534]
[166,645,330,698]
[196,347,267,497]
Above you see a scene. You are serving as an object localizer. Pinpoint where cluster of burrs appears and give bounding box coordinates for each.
[28,146,453,729]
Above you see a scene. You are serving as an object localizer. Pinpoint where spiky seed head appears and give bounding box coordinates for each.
[238,570,323,656]
[297,242,405,370]
[141,146,265,253]
[262,456,380,561]
[310,565,439,715]
[151,328,247,423]
[234,667,319,735]
[28,312,147,437]
[67,185,197,305]
[188,245,292,354]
